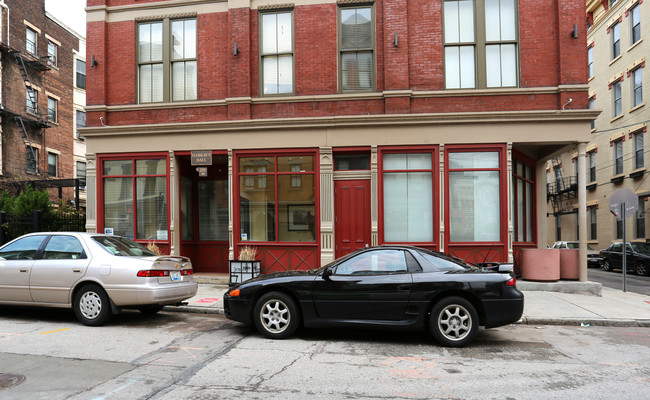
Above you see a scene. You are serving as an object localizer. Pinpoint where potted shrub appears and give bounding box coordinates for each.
[229,246,261,286]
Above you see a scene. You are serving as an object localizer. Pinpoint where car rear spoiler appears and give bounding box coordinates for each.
[475,262,514,273]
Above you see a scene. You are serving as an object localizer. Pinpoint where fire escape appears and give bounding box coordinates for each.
[547,157,578,216]
[0,40,51,176]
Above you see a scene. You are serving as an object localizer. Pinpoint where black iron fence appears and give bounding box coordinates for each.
[0,210,86,245]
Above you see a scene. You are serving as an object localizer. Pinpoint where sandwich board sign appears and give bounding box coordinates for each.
[608,188,638,292]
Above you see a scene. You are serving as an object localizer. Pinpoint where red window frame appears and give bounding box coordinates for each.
[444,144,507,247]
[378,145,439,248]
[97,152,170,244]
[233,149,320,247]
[512,150,536,244]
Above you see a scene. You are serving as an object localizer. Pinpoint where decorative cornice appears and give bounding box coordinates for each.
[135,12,197,21]
[79,109,601,138]
[258,3,295,10]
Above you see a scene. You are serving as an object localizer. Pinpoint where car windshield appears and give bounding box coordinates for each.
[92,236,158,257]
[630,242,650,253]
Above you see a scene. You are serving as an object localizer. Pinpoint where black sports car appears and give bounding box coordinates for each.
[224,246,524,347]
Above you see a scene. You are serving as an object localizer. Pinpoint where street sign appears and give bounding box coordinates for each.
[609,188,638,219]
[607,188,638,293]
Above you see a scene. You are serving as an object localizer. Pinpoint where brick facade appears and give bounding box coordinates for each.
[0,0,80,202]
[84,0,596,272]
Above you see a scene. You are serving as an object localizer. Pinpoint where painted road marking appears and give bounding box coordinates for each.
[41,328,71,335]
[0,332,24,341]
[193,298,220,303]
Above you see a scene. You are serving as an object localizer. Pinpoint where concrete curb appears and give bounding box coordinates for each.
[163,305,223,315]
[517,317,650,328]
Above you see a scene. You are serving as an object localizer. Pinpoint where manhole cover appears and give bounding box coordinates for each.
[0,373,26,390]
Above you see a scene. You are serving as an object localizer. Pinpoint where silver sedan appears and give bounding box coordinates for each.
[0,232,198,325]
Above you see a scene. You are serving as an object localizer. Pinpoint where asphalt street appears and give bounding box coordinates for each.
[588,266,650,296]
[0,310,648,400]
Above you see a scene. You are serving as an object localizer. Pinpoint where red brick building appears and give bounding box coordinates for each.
[0,0,83,203]
[84,0,597,275]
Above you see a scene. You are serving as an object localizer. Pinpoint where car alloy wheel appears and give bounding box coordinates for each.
[602,260,612,272]
[254,292,299,339]
[635,262,649,276]
[430,296,478,347]
[73,284,112,326]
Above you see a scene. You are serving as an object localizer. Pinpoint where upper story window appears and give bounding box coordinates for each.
[611,22,621,59]
[634,130,644,169]
[613,138,624,175]
[339,5,374,92]
[47,97,57,123]
[588,96,596,130]
[630,5,641,44]
[26,27,37,55]
[138,18,197,103]
[48,152,58,177]
[47,41,57,66]
[587,150,596,182]
[260,10,294,96]
[587,46,594,78]
[631,67,643,108]
[76,60,86,89]
[27,146,38,173]
[444,0,518,89]
[76,110,86,139]
[612,79,622,117]
[26,87,38,114]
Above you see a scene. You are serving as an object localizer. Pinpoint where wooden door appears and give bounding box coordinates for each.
[334,179,371,259]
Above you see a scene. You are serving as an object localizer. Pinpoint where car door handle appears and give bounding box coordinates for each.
[397,284,411,292]
[19,269,29,273]
[72,268,82,273]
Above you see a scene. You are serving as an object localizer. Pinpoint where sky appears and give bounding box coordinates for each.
[45,0,86,37]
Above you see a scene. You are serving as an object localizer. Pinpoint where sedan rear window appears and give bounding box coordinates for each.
[416,250,468,272]
[92,236,158,257]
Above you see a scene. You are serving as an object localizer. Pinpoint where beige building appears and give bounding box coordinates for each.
[548,0,648,249]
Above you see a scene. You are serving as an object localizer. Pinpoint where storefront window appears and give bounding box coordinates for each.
[382,153,434,242]
[102,158,168,240]
[449,151,501,242]
[238,154,316,243]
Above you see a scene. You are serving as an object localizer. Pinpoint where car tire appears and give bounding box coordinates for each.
[602,259,613,272]
[634,262,649,277]
[253,292,299,339]
[73,284,113,326]
[139,305,164,315]
[429,296,479,348]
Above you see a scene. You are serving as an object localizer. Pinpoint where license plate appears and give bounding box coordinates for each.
[170,271,181,281]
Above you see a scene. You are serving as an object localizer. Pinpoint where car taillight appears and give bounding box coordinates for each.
[181,269,193,275]
[506,277,516,286]
[137,270,170,277]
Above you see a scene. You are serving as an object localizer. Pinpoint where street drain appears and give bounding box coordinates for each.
[0,373,26,390]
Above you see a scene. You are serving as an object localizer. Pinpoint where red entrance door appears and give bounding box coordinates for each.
[334,179,371,259]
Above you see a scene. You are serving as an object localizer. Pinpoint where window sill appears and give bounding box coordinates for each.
[587,181,598,190]
[630,103,645,113]
[610,173,625,183]
[609,55,623,66]
[627,38,643,52]
[610,114,624,123]
[629,167,646,178]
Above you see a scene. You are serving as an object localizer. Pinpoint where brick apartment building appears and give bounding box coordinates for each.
[84,0,597,276]
[548,0,648,253]
[0,0,85,207]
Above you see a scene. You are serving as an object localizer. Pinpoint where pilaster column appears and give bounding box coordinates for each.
[320,147,334,265]
[228,149,234,260]
[577,142,588,281]
[168,151,176,255]
[371,145,378,246]
[439,144,445,252]
[85,154,97,233]
[506,143,514,263]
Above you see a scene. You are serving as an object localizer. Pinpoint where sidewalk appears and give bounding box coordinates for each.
[164,277,650,328]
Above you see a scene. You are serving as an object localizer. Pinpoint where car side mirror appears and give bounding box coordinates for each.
[322,266,334,280]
